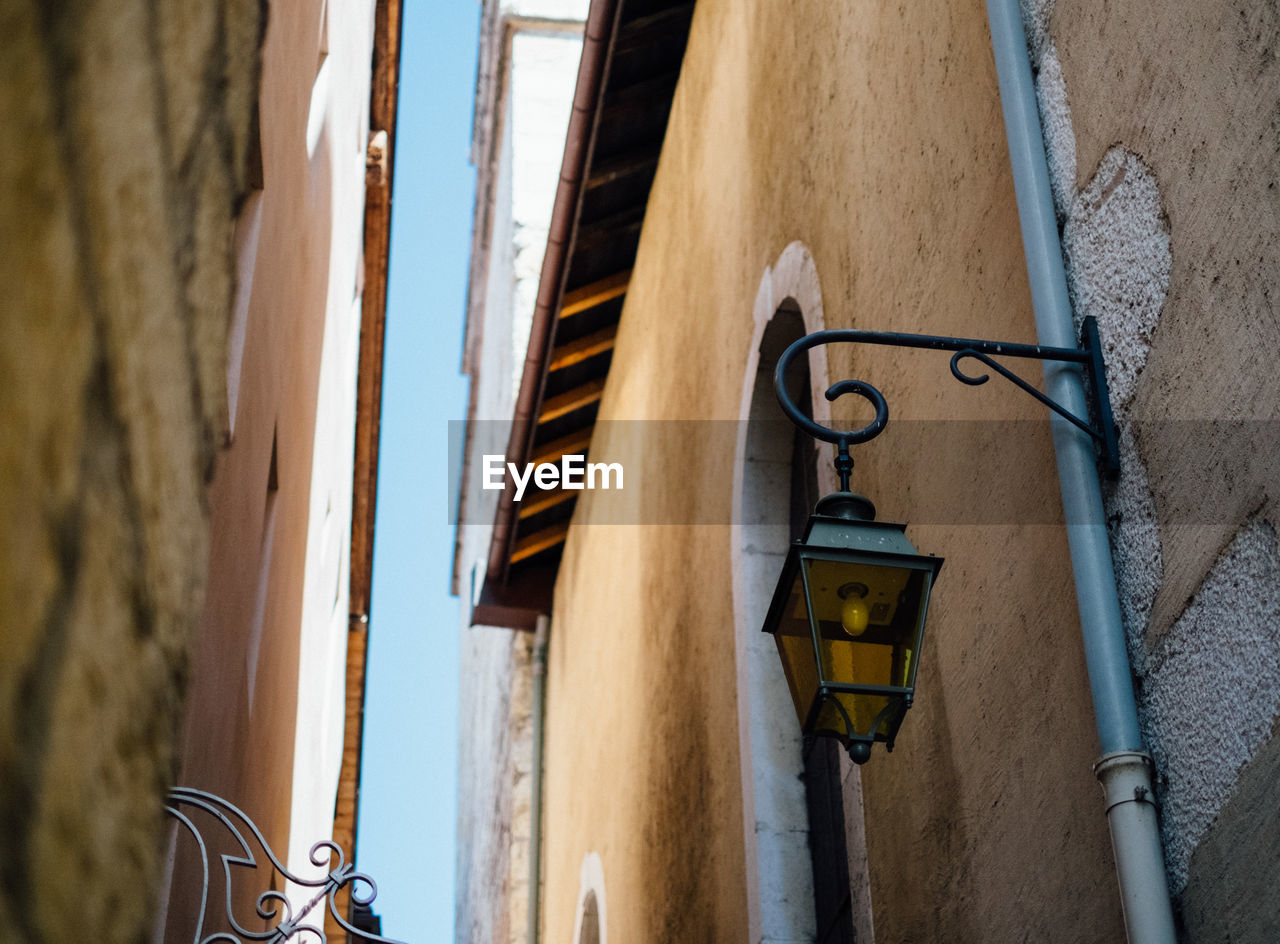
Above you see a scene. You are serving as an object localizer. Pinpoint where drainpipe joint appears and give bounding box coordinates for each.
[1094,751,1157,813]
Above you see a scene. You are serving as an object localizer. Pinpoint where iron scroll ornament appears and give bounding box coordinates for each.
[773,316,1119,488]
[163,787,407,944]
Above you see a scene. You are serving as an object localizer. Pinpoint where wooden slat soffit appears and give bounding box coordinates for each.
[474,0,696,629]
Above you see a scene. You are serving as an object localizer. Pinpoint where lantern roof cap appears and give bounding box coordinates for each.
[814,491,877,522]
[801,494,939,565]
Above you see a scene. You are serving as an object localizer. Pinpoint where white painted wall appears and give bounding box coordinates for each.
[284,0,378,915]
[509,30,584,389]
[455,5,586,942]
[570,853,607,944]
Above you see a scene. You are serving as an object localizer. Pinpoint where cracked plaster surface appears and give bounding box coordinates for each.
[1140,518,1280,891]
[1019,0,1280,898]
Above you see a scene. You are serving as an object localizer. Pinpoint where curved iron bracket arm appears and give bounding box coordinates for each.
[775,315,1118,488]
[162,787,409,944]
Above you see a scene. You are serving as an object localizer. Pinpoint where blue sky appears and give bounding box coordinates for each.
[355,1,479,937]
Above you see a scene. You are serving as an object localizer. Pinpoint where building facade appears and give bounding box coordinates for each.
[455,2,589,941]
[455,0,1279,942]
[0,0,400,940]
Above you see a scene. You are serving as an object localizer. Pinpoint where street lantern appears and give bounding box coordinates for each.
[762,490,942,764]
[765,320,1118,763]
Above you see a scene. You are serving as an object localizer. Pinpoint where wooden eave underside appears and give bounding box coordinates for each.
[478,0,695,625]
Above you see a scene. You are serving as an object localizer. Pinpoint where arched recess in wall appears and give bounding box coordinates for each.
[731,241,874,943]
[571,852,607,944]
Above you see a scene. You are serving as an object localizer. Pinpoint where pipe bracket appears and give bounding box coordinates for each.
[1094,750,1158,813]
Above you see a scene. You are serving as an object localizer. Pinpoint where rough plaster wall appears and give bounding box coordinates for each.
[1063,149,1170,411]
[1018,0,1053,64]
[1140,518,1280,890]
[1026,0,1280,921]
[1063,148,1171,648]
[456,14,583,943]
[1179,719,1280,941]
[456,628,532,944]
[506,634,537,944]
[1033,42,1076,220]
[1053,0,1280,638]
[0,0,263,939]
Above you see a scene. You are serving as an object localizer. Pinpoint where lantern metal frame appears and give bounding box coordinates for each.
[764,505,944,762]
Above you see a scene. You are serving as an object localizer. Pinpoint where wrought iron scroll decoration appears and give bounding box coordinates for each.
[774,315,1119,489]
[164,787,408,944]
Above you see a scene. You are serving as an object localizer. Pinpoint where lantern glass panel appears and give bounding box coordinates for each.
[801,555,931,690]
[770,564,820,728]
[813,692,894,741]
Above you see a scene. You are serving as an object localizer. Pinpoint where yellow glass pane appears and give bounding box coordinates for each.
[814,692,894,741]
[771,567,819,726]
[777,633,819,727]
[802,557,913,629]
[802,557,924,689]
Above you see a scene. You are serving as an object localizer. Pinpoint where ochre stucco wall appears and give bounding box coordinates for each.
[539,1,1125,941]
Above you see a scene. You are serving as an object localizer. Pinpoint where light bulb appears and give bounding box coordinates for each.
[841,595,870,636]
[838,582,870,636]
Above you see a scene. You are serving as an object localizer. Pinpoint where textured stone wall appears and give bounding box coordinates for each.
[455,628,535,944]
[0,0,263,939]
[1023,0,1280,936]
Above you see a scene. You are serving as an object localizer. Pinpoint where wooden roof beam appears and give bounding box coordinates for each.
[538,379,605,424]
[560,269,631,318]
[585,149,660,190]
[517,488,577,519]
[615,1,695,47]
[531,430,594,466]
[570,208,644,250]
[511,521,570,563]
[548,326,618,372]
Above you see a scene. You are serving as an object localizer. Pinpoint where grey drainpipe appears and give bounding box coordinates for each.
[984,1,1178,941]
[527,614,550,944]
